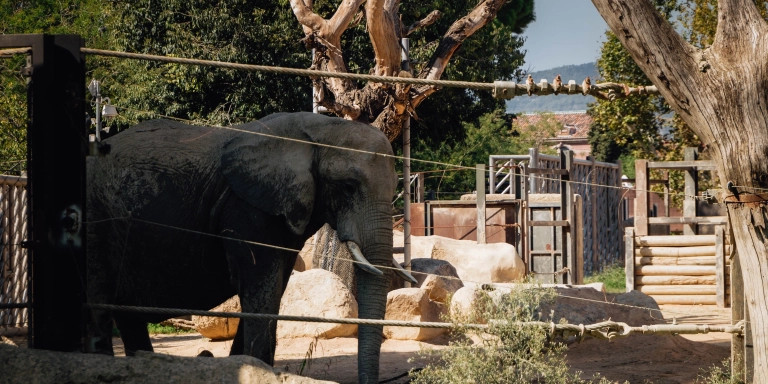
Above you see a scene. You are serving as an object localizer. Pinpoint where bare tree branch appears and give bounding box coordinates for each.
[713,0,768,60]
[290,0,326,35]
[591,0,700,117]
[404,10,442,36]
[329,0,368,35]
[367,0,402,78]
[411,0,507,107]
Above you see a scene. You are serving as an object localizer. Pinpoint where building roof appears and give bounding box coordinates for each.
[512,111,592,139]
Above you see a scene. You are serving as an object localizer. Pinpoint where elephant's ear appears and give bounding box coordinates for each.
[222,134,315,236]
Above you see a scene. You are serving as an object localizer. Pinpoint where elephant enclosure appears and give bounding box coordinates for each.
[3,303,730,383]
[117,304,735,383]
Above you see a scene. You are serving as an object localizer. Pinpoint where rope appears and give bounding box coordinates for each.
[86,215,736,326]
[81,48,492,90]
[103,101,715,203]
[84,303,744,339]
[0,47,31,56]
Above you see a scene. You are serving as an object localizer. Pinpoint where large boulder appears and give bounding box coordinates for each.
[277,269,358,339]
[450,284,664,330]
[389,258,464,303]
[193,296,240,341]
[394,231,525,284]
[0,344,333,384]
[383,288,446,341]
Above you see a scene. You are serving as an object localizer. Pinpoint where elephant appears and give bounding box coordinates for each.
[86,112,415,383]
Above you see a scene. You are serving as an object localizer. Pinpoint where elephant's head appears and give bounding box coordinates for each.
[221,112,407,383]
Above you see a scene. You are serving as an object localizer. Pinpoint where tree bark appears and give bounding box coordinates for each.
[290,0,511,140]
[592,0,768,379]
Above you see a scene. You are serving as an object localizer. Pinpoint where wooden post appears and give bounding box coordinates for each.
[529,148,539,194]
[561,149,574,284]
[574,194,584,284]
[591,157,599,270]
[684,147,699,235]
[400,38,412,287]
[715,226,725,307]
[634,159,649,236]
[415,173,425,203]
[476,164,486,244]
[0,34,87,351]
[731,250,746,380]
[625,227,635,292]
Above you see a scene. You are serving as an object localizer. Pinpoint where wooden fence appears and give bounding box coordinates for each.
[489,149,624,276]
[625,227,729,306]
[0,174,28,329]
[627,152,731,307]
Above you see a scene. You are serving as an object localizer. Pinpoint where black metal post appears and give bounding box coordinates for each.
[0,34,87,351]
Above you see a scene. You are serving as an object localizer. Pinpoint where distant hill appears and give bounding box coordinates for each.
[506,62,599,114]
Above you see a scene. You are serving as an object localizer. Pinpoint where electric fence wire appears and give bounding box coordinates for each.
[8,45,734,331]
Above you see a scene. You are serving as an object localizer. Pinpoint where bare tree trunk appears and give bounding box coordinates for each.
[592,0,768,379]
[290,0,511,141]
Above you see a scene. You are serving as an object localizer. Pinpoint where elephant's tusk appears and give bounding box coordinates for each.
[346,241,384,276]
[392,258,418,285]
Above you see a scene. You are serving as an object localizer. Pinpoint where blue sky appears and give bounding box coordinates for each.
[520,0,609,71]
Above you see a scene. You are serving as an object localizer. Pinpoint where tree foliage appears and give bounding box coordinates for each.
[0,0,110,174]
[105,0,312,127]
[410,111,559,197]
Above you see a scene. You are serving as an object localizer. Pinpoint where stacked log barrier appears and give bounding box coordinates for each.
[625,227,729,306]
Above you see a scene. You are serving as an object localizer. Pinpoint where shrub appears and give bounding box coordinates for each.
[409,284,618,383]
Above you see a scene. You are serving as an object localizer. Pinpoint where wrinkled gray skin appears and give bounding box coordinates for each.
[86,112,395,383]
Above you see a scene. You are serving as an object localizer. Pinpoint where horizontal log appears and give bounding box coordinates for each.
[636,265,715,276]
[635,275,716,285]
[637,285,716,295]
[635,246,716,257]
[635,235,716,247]
[647,160,716,171]
[648,295,717,305]
[635,256,715,266]
[648,216,728,225]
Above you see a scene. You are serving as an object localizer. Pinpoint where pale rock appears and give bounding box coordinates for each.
[0,344,333,384]
[278,269,358,339]
[394,231,525,284]
[193,296,240,341]
[294,236,316,272]
[389,258,464,303]
[383,288,446,341]
[421,273,463,303]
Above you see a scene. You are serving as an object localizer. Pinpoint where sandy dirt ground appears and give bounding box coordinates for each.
[92,304,732,384]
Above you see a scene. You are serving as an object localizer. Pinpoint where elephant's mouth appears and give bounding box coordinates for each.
[345,241,416,284]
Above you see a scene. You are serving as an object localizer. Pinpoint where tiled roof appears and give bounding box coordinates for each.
[512,111,592,138]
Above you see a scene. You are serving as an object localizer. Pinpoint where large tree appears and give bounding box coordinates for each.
[591,0,768,379]
[290,0,534,141]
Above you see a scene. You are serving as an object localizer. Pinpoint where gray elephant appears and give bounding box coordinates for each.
[86,112,414,383]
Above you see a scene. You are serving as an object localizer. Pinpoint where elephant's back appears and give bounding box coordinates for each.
[90,119,229,223]
[105,119,233,156]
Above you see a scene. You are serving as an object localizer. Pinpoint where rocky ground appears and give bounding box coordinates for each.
[1,302,732,384]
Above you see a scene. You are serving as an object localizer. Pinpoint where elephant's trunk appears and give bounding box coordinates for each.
[351,203,393,384]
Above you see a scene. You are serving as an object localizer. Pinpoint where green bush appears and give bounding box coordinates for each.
[409,284,618,384]
[147,323,194,335]
[695,358,744,384]
[585,263,626,294]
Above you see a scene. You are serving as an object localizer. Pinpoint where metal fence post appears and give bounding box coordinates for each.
[0,34,87,351]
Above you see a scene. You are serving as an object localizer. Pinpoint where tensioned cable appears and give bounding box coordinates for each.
[105,103,715,203]
[81,47,493,90]
[104,103,479,174]
[85,215,736,324]
[85,303,744,339]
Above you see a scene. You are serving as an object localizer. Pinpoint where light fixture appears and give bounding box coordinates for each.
[89,79,119,140]
[101,98,118,119]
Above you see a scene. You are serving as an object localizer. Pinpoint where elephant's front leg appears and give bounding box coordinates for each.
[226,242,297,364]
